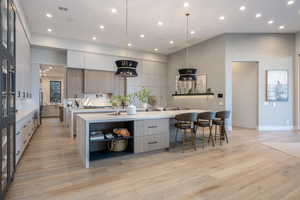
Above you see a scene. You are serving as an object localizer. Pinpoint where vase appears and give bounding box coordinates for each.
[142,103,148,110]
[126,104,137,115]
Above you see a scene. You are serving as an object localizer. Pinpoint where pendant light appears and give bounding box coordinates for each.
[115,0,138,78]
[178,13,197,81]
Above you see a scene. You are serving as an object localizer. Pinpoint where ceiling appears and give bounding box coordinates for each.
[20,0,300,55]
[40,65,65,78]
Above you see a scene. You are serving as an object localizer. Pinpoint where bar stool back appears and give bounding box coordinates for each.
[174,113,198,152]
[213,111,231,145]
[195,112,216,147]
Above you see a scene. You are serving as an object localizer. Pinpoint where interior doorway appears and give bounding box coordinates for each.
[232,61,259,129]
[40,65,65,119]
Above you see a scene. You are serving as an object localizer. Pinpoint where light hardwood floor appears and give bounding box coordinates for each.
[6,119,300,200]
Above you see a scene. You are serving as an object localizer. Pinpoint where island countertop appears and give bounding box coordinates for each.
[77,109,207,123]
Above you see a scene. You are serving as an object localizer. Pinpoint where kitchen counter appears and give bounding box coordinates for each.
[76,110,207,168]
[69,107,146,138]
[77,110,206,123]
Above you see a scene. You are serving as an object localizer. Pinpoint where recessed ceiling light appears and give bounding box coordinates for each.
[140,34,145,38]
[184,2,189,7]
[169,40,174,44]
[279,25,285,29]
[154,48,158,51]
[157,21,164,26]
[268,20,274,24]
[128,43,132,47]
[111,8,117,13]
[47,28,52,32]
[240,6,246,11]
[287,0,295,5]
[219,16,225,20]
[99,25,105,29]
[255,13,262,18]
[190,30,195,34]
[92,36,97,40]
[46,13,53,18]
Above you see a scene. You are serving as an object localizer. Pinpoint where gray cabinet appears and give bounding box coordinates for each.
[84,70,114,94]
[134,119,170,153]
[66,68,84,98]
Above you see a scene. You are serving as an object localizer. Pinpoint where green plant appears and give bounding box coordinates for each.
[137,88,151,103]
[110,93,137,107]
[110,95,122,107]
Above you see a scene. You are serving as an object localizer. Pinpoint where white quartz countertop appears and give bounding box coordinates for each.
[71,107,147,114]
[78,110,207,123]
[16,110,34,122]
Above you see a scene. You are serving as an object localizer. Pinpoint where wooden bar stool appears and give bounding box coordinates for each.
[213,111,231,145]
[195,112,216,148]
[174,113,198,152]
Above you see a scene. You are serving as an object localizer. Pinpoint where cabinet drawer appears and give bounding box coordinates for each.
[143,134,169,152]
[16,131,23,164]
[145,119,169,136]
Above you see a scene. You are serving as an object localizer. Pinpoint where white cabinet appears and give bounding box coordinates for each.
[67,50,85,69]
[15,111,37,165]
[84,53,117,71]
[67,50,118,71]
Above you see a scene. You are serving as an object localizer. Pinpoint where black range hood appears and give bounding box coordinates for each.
[178,68,197,81]
[115,60,138,77]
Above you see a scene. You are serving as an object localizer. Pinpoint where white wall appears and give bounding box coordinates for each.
[295,32,300,128]
[232,62,258,129]
[226,34,295,130]
[16,12,33,111]
[41,76,64,105]
[167,35,226,110]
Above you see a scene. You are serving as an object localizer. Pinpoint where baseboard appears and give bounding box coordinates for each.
[257,126,295,131]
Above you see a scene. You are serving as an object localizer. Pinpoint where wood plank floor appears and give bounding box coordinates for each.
[6,119,300,200]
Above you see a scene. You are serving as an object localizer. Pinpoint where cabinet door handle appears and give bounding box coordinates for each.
[148,141,158,145]
[16,150,20,156]
[16,131,21,135]
[148,126,158,129]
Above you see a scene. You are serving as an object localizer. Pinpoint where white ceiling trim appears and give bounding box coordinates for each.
[31,33,167,63]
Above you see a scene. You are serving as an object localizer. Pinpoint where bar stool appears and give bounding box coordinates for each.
[213,111,231,145]
[174,113,198,152]
[195,112,216,148]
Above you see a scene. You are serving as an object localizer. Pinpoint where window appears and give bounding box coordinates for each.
[50,81,61,103]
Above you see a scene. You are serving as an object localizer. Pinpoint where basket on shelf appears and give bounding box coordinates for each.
[108,139,128,152]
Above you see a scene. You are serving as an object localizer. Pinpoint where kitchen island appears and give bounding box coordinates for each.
[76,110,207,168]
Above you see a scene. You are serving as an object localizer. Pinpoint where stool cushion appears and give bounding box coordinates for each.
[175,122,192,129]
[213,119,224,126]
[196,120,210,127]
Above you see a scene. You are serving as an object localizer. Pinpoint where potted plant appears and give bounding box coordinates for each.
[110,95,123,114]
[137,88,150,109]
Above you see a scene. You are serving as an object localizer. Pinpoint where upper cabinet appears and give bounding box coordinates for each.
[67,50,84,69]
[84,70,114,94]
[65,68,84,98]
[67,50,117,72]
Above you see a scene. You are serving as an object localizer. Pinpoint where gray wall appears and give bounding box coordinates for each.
[225,34,295,130]
[232,62,258,129]
[167,35,226,110]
